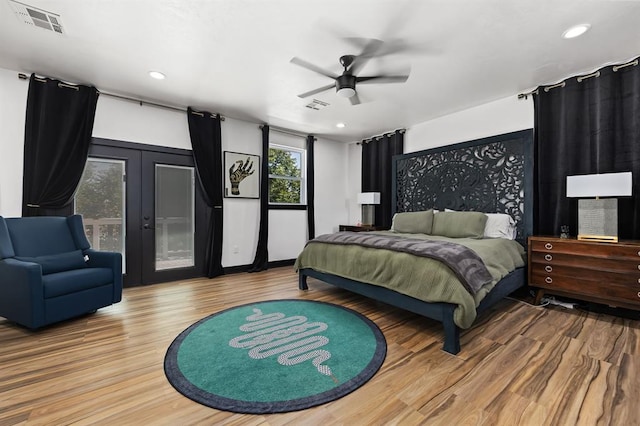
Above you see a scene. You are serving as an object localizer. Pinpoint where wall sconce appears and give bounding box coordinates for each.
[566,171,633,242]
[357,192,380,226]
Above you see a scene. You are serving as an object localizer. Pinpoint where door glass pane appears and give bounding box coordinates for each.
[155,165,195,271]
[75,158,126,272]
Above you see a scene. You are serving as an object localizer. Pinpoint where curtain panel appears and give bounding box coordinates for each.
[361,130,404,229]
[249,125,270,272]
[187,108,224,278]
[22,74,99,217]
[534,58,640,239]
[306,135,315,240]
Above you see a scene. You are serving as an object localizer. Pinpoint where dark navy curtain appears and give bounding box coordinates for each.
[534,57,640,239]
[306,135,315,239]
[361,130,404,228]
[187,108,224,278]
[249,125,270,272]
[22,74,99,217]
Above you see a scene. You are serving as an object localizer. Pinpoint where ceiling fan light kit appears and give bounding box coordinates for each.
[336,74,356,97]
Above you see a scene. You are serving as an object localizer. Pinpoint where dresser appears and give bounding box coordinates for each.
[528,236,640,310]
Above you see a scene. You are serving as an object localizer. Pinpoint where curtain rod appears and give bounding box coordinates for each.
[17,72,225,120]
[260,124,312,139]
[517,57,639,100]
[359,128,406,144]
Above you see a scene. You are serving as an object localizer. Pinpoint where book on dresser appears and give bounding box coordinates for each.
[528,236,640,310]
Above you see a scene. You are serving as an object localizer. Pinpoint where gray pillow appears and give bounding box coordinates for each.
[432,211,488,239]
[391,210,434,234]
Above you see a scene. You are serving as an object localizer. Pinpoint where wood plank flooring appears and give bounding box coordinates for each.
[1,267,639,425]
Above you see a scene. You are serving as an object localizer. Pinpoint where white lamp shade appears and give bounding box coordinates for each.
[357,192,381,204]
[566,172,632,198]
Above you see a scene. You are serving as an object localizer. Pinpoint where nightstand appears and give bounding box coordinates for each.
[339,225,386,232]
[528,236,640,310]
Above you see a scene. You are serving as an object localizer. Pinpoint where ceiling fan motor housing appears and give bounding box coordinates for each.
[336,74,356,97]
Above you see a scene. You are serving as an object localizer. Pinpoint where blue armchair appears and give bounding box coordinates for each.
[0,215,122,329]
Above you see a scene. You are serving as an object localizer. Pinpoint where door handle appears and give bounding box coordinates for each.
[142,223,154,230]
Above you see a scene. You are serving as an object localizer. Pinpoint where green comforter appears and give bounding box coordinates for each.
[294,231,526,328]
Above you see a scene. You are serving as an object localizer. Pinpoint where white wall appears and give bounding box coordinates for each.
[93,95,191,149]
[0,66,348,266]
[346,142,363,225]
[314,136,350,235]
[404,96,534,153]
[344,96,534,224]
[0,68,28,217]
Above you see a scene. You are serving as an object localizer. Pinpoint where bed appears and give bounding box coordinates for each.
[296,129,533,354]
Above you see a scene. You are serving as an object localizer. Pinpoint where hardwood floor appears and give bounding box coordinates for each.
[1,267,639,425]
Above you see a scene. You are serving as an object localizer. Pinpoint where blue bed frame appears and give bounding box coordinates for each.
[298,130,533,354]
[299,267,525,354]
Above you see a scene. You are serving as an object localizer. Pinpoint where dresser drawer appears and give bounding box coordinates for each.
[530,239,640,260]
[530,251,640,274]
[531,271,640,305]
[530,262,640,286]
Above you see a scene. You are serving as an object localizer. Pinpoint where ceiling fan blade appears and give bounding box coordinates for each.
[357,75,409,84]
[297,83,336,99]
[290,57,339,79]
[345,37,412,57]
[348,39,384,75]
[349,93,361,106]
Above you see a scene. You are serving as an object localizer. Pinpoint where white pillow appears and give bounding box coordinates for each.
[445,209,516,240]
[483,213,517,240]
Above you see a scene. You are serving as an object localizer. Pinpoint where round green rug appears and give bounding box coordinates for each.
[164,299,386,414]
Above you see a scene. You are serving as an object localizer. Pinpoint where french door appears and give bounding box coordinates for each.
[75,139,206,286]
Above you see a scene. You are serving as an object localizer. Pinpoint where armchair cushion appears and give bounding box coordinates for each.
[43,268,113,298]
[15,250,87,275]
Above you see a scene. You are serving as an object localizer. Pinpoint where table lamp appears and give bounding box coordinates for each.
[566,171,632,242]
[357,192,380,226]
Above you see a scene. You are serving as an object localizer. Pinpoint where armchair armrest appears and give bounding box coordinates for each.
[83,249,123,302]
[0,258,46,328]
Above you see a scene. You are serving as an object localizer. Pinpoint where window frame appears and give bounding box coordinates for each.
[267,143,306,209]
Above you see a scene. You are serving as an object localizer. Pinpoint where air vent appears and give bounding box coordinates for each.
[9,0,64,34]
[305,99,329,110]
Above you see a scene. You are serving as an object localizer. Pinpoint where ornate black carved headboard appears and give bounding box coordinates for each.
[392,129,533,245]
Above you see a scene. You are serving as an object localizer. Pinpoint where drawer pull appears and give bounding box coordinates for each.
[545,277,553,284]
[545,243,553,250]
[545,265,553,273]
[637,291,640,298]
[638,251,640,256]
[545,254,553,261]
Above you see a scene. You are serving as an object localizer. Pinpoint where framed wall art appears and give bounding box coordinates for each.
[224,151,260,199]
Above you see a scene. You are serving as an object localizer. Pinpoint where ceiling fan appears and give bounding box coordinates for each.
[290,39,410,105]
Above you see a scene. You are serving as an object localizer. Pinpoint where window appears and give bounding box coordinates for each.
[268,144,305,205]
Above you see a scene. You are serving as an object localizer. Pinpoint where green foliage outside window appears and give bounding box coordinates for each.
[75,160,123,252]
[75,162,123,219]
[268,147,303,204]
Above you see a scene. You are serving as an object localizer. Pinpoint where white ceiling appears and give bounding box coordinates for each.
[1,0,639,143]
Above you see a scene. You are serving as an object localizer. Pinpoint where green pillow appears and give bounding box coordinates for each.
[391,209,434,234]
[432,211,488,239]
[16,250,87,274]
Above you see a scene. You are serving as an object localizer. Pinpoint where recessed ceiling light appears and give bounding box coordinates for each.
[336,122,346,128]
[149,71,166,80]
[562,24,590,39]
